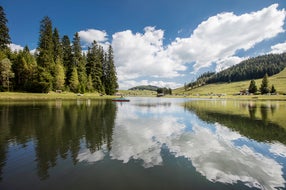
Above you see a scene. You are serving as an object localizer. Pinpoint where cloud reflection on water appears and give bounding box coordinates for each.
[77,100,285,189]
[167,122,285,190]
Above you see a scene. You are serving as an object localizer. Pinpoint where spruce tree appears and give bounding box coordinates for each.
[52,28,63,62]
[86,74,94,92]
[72,32,87,93]
[0,58,14,91]
[0,6,11,50]
[62,35,73,86]
[37,16,55,91]
[69,67,79,93]
[248,80,257,94]
[103,45,118,95]
[13,46,38,91]
[72,32,82,67]
[86,41,104,93]
[54,59,65,90]
[270,84,276,94]
[260,73,270,94]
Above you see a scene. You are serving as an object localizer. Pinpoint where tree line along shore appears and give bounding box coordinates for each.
[0,6,118,95]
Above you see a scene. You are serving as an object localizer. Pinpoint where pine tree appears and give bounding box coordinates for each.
[103,45,118,95]
[54,59,65,90]
[86,74,94,92]
[0,6,11,50]
[37,16,55,91]
[52,28,63,62]
[69,67,79,93]
[260,73,270,94]
[0,58,14,91]
[62,35,73,86]
[72,32,87,93]
[78,57,87,93]
[270,84,276,94]
[72,32,82,67]
[86,41,104,93]
[13,46,38,91]
[248,79,257,94]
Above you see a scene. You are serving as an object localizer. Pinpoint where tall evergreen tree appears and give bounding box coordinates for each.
[52,28,63,62]
[86,41,104,93]
[260,73,270,94]
[248,79,257,94]
[62,35,73,86]
[103,45,118,95]
[72,32,82,67]
[37,16,55,91]
[54,59,65,90]
[69,67,79,93]
[13,46,38,91]
[86,74,94,92]
[0,6,11,51]
[72,32,87,93]
[0,58,14,91]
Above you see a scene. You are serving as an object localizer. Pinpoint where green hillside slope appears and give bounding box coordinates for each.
[174,67,286,96]
[129,85,159,91]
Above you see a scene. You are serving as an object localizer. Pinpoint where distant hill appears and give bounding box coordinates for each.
[173,67,286,95]
[129,85,159,91]
[207,53,286,83]
[186,53,286,89]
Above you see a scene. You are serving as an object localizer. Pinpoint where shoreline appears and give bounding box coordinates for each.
[172,94,286,101]
[1,92,286,101]
[0,92,116,101]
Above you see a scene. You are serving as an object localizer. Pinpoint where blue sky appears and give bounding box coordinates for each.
[2,0,286,89]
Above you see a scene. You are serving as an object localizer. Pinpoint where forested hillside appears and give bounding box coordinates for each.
[186,53,286,89]
[207,53,286,83]
[0,6,118,94]
[129,85,159,91]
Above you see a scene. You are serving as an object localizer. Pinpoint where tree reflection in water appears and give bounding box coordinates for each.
[0,100,116,180]
[184,100,286,144]
[1,98,286,190]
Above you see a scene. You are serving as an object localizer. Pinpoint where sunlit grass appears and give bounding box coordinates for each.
[173,68,286,97]
[0,91,115,100]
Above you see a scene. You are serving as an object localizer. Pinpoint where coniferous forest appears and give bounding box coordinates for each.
[0,6,118,94]
[206,53,286,84]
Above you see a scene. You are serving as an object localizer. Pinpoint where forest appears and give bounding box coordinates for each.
[0,6,118,94]
[129,85,159,91]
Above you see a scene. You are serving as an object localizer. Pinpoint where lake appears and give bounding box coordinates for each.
[0,97,286,190]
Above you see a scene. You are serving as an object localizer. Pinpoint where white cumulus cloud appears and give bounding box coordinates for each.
[78,29,108,44]
[167,4,286,72]
[8,43,24,52]
[270,41,286,54]
[112,27,186,87]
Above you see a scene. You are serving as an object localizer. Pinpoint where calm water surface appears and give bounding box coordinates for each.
[0,97,286,190]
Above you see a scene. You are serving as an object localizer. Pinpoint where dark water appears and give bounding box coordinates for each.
[0,97,286,190]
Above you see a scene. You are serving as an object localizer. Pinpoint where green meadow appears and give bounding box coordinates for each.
[0,92,116,100]
[173,68,286,98]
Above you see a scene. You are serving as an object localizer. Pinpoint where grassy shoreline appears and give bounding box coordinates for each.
[0,92,116,100]
[183,94,286,101]
[1,92,286,101]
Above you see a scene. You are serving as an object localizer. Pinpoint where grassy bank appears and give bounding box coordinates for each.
[173,68,286,97]
[0,92,116,100]
[1,91,286,101]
